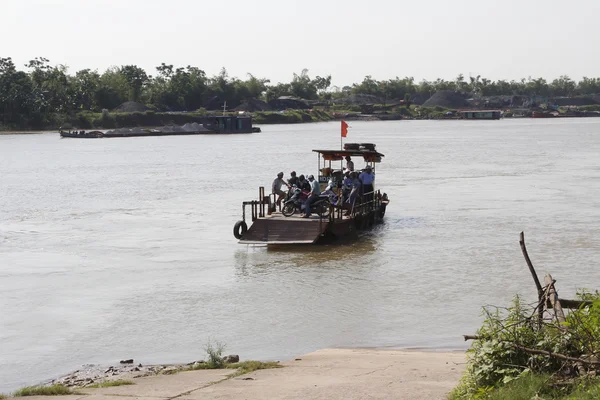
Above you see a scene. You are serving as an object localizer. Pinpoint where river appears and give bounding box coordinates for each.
[1,119,600,392]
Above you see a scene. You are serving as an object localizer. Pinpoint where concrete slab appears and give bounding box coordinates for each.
[79,370,230,398]
[181,349,465,400]
[4,397,86,400]
[7,349,465,400]
[77,397,167,400]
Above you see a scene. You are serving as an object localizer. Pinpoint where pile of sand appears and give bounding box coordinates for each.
[422,90,468,108]
[105,127,147,134]
[113,102,151,113]
[234,98,272,112]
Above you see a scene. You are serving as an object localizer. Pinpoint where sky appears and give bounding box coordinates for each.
[2,0,599,86]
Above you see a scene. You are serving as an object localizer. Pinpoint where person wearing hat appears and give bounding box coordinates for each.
[359,165,375,200]
[272,172,288,209]
[302,174,321,218]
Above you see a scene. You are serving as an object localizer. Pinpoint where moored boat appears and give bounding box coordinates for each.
[233,143,390,245]
[59,130,104,138]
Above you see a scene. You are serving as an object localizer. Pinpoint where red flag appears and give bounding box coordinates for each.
[341,120,348,138]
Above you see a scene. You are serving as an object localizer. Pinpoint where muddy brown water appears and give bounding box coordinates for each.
[1,119,600,392]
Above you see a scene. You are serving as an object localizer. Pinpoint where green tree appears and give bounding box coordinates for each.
[72,69,100,110]
[96,67,129,109]
[120,65,149,102]
[550,75,576,97]
[577,77,600,95]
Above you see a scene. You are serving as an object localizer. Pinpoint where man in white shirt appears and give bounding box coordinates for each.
[344,156,354,172]
[272,172,287,208]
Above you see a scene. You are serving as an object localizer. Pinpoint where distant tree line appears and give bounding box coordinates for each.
[336,73,600,101]
[2,56,600,129]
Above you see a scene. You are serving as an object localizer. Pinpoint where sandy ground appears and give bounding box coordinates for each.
[9,348,466,400]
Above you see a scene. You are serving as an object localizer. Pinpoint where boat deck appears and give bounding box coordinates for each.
[239,212,345,244]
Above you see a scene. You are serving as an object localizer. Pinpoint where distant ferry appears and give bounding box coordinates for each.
[458,110,502,120]
[233,142,389,245]
[60,116,259,138]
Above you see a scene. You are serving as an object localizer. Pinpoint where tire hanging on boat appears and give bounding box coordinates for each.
[233,220,248,239]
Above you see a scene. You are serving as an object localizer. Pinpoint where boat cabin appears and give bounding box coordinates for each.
[204,116,253,133]
[312,143,384,189]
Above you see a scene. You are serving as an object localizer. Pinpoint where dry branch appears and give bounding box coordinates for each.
[512,344,600,366]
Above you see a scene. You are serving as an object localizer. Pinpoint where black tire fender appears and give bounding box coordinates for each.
[233,220,248,239]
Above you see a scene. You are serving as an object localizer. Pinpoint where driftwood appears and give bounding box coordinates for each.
[462,337,600,367]
[559,299,592,309]
[544,274,566,324]
[512,344,600,366]
[463,232,593,347]
[461,232,599,380]
[520,232,543,296]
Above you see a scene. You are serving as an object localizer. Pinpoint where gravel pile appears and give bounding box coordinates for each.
[422,90,468,108]
[113,102,151,113]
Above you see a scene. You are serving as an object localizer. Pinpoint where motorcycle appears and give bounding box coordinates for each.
[281,185,334,218]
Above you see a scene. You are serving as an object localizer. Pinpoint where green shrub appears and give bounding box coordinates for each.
[452,294,600,399]
[13,384,73,396]
[226,361,282,377]
[86,380,135,388]
[205,340,226,369]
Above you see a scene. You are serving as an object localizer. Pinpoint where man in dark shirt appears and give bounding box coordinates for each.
[287,171,298,187]
[298,175,311,192]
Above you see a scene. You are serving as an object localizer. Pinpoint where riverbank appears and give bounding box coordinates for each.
[0,109,335,133]
[4,349,465,400]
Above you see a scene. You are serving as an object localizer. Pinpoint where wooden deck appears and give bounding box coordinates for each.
[239,212,333,244]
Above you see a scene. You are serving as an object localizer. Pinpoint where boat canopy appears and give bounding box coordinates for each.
[312,149,385,163]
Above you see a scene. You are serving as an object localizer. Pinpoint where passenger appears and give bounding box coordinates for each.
[344,156,354,172]
[342,171,353,200]
[359,165,375,199]
[287,171,298,187]
[302,174,321,218]
[272,172,288,208]
[345,172,362,216]
[298,174,311,193]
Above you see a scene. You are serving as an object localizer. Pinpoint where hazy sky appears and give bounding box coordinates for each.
[3,0,599,86]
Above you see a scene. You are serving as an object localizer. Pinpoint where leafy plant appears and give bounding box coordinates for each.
[452,293,600,399]
[205,340,226,369]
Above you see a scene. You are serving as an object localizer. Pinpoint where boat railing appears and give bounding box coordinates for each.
[241,186,380,225]
[241,186,273,223]
[328,189,381,222]
[350,190,381,218]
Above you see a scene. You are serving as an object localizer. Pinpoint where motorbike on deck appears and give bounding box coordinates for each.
[281,185,334,218]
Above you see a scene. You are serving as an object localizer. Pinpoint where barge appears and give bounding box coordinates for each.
[233,143,389,245]
[458,110,502,120]
[60,115,256,138]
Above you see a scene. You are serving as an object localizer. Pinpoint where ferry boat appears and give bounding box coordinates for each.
[233,143,390,245]
[59,116,255,138]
